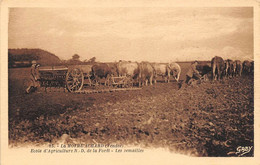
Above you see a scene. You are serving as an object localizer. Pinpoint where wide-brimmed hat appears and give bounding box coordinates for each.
[31,60,37,64]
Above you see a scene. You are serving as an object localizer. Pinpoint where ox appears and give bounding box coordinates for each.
[226,59,235,78]
[223,60,229,78]
[211,56,225,80]
[91,63,113,86]
[196,62,211,80]
[117,61,140,85]
[75,64,93,86]
[234,60,243,76]
[243,60,252,75]
[167,62,181,82]
[151,63,170,83]
[251,61,254,75]
[139,62,154,86]
[231,60,236,77]
[107,63,119,76]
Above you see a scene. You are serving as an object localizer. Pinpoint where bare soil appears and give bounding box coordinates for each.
[8,67,254,157]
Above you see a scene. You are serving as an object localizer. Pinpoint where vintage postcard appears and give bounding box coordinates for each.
[1,0,260,164]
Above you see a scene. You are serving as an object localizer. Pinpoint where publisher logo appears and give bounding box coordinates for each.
[236,146,253,156]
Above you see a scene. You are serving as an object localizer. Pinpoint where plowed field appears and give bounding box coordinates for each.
[8,67,254,157]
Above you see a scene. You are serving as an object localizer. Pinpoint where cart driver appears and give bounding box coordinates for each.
[26,60,41,94]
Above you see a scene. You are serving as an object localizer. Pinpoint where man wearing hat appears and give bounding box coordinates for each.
[179,60,201,89]
[26,60,40,93]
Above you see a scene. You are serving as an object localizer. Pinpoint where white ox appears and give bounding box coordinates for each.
[168,62,181,82]
[152,63,170,83]
[152,62,181,83]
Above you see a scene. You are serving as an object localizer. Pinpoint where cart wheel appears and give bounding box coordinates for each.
[66,68,84,92]
[91,78,99,86]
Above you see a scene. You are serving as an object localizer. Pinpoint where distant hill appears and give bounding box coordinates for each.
[8,48,62,67]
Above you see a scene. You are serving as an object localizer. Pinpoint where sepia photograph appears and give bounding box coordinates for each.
[1,0,260,164]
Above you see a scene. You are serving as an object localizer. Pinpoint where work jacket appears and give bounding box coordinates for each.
[30,64,40,87]
[186,63,200,77]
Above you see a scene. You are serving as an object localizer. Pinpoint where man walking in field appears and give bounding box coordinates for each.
[26,60,40,94]
[178,60,201,89]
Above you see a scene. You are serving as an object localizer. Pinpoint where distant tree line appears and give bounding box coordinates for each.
[63,54,97,65]
[8,48,61,68]
[8,49,98,68]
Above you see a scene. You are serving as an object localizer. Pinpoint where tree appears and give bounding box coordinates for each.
[89,57,96,63]
[66,54,83,65]
[72,54,80,61]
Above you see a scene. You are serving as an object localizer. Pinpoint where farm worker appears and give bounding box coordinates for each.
[179,60,201,89]
[26,60,40,94]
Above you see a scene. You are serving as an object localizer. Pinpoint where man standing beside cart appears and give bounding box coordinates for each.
[26,60,40,94]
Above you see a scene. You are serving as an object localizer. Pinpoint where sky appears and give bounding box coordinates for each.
[8,7,253,62]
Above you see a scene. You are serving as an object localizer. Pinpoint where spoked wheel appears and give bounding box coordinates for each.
[66,68,84,92]
[91,78,99,87]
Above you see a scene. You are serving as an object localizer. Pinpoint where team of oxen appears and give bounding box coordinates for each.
[211,56,254,81]
[85,61,181,87]
[84,56,253,87]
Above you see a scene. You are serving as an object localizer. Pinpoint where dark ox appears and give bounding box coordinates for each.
[167,62,181,82]
[151,63,170,83]
[91,63,114,85]
[232,60,237,77]
[211,56,225,80]
[225,59,235,78]
[243,60,252,75]
[223,60,229,77]
[251,61,254,74]
[139,62,154,86]
[234,60,243,76]
[196,62,211,80]
[107,63,119,76]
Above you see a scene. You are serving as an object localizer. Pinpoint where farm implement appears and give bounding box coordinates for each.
[37,65,140,93]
